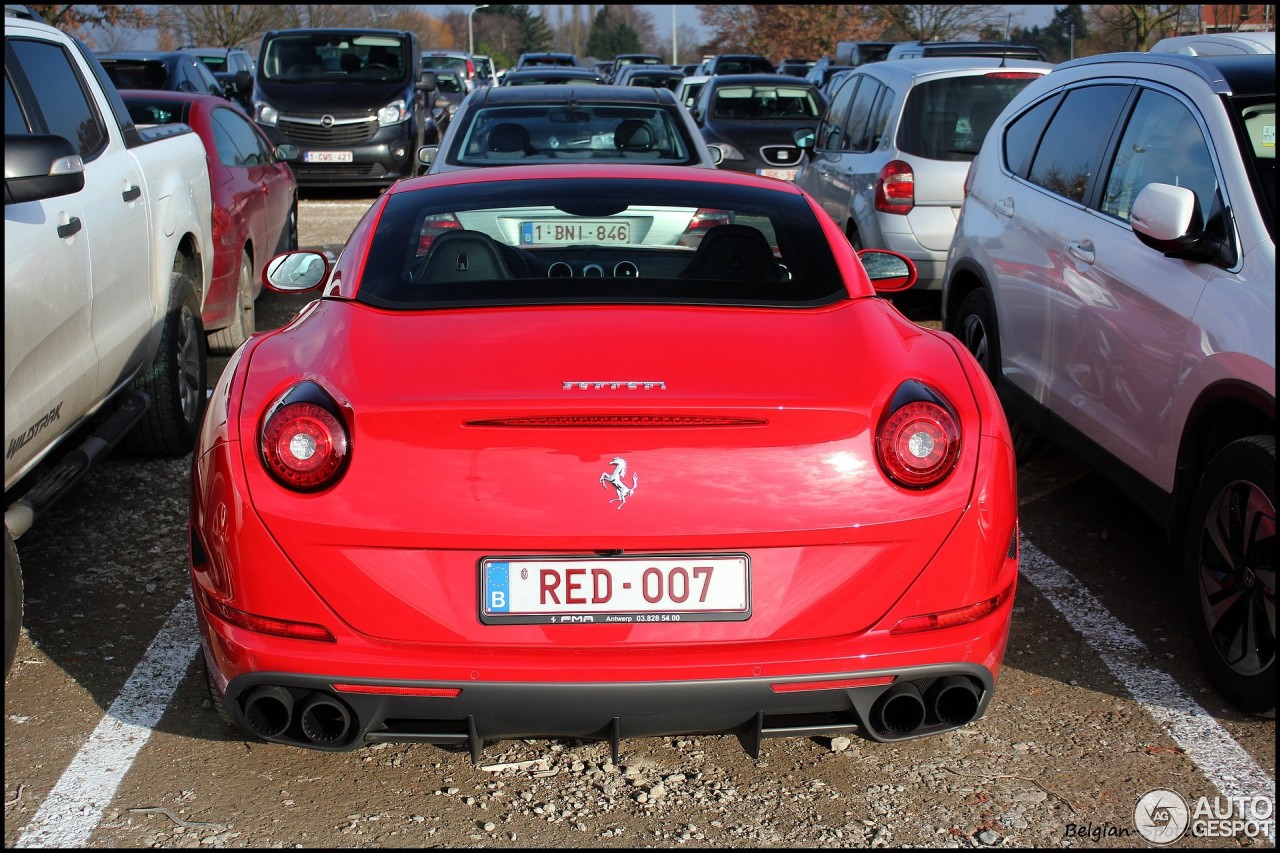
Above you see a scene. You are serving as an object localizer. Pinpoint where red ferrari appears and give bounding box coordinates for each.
[191,164,1018,761]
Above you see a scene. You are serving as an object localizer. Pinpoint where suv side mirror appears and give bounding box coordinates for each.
[1131,183,1236,267]
[418,70,437,92]
[4,134,85,204]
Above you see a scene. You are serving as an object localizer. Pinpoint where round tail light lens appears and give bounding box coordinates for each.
[261,388,350,491]
[876,397,960,489]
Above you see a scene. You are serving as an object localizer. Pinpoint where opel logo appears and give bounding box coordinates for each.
[320,115,335,128]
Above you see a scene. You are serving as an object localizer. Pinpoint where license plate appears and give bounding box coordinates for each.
[520,220,631,245]
[304,150,354,163]
[480,555,750,624]
[757,168,797,181]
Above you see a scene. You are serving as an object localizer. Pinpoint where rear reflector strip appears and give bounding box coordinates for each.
[331,683,462,697]
[466,415,768,428]
[770,675,896,693]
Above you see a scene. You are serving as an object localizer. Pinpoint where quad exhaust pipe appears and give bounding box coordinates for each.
[241,686,355,746]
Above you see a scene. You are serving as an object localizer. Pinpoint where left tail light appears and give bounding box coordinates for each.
[875,381,961,489]
[875,159,915,215]
[260,381,351,491]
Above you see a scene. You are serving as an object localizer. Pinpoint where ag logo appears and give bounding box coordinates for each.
[1134,788,1189,844]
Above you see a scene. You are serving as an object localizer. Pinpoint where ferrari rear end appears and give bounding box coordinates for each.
[190,166,1018,759]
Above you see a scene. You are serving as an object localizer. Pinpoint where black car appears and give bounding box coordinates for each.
[186,46,256,108]
[250,27,432,188]
[418,84,719,173]
[612,65,683,91]
[426,71,467,143]
[515,51,580,69]
[697,54,775,76]
[97,50,231,100]
[690,73,826,181]
[500,67,605,86]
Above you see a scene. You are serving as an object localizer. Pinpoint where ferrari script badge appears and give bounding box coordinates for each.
[599,457,638,509]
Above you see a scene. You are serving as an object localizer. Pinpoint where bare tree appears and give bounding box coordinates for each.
[1087,4,1189,51]
[880,4,1009,41]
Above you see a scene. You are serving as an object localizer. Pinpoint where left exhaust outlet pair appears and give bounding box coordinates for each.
[242,685,355,745]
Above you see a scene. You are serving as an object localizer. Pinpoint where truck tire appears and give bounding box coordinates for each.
[123,252,208,456]
[208,250,254,356]
[5,530,21,679]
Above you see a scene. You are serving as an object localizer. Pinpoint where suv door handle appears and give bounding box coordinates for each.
[1067,240,1095,264]
[122,185,141,203]
[995,197,1014,218]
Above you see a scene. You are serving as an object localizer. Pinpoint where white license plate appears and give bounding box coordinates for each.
[520,220,631,245]
[757,168,796,181]
[304,150,354,163]
[480,555,750,624]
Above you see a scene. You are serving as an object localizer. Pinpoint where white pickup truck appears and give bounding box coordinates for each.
[4,11,214,675]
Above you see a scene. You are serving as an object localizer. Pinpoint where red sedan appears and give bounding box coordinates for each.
[191,164,1018,761]
[120,91,298,354]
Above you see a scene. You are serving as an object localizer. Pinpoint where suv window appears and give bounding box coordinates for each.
[1101,89,1221,231]
[1025,84,1130,202]
[7,38,107,158]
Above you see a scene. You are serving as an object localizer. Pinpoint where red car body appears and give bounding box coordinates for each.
[190,164,1018,760]
[119,90,298,354]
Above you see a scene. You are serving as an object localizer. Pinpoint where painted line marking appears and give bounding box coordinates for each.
[1020,537,1275,843]
[15,595,199,848]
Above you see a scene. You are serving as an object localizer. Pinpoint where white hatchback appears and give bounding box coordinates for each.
[943,51,1275,717]
[793,57,1052,295]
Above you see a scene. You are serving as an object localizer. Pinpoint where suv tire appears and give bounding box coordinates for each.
[1184,435,1276,718]
[951,288,1041,461]
[124,253,208,456]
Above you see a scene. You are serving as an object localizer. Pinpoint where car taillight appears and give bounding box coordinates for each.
[418,212,463,254]
[875,381,961,489]
[875,160,914,214]
[212,205,235,245]
[983,71,1043,80]
[260,381,350,491]
[677,208,733,248]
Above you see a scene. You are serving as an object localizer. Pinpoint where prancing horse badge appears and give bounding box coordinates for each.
[599,457,638,509]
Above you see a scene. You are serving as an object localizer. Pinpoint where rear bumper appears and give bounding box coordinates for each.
[212,657,1001,759]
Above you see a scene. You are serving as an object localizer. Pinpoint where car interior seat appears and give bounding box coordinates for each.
[412,229,513,283]
[679,224,780,281]
[614,119,660,158]
[488,122,535,159]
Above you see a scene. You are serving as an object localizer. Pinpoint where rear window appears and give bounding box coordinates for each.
[101,60,168,90]
[897,72,1044,161]
[711,85,823,120]
[357,177,846,309]
[448,105,701,166]
[422,54,470,76]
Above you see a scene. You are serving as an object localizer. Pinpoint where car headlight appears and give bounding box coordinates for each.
[713,141,747,161]
[378,98,408,126]
[255,102,278,126]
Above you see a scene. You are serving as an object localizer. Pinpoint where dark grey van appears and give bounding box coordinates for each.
[252,27,431,188]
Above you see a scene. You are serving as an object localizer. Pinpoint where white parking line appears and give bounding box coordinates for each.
[14,596,199,848]
[1019,537,1275,843]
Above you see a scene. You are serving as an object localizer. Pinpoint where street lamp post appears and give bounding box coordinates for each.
[469,4,491,57]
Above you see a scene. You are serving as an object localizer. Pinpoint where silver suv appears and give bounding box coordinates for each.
[794,58,1051,294]
[943,52,1275,716]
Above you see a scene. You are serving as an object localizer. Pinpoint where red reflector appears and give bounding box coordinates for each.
[331,683,461,697]
[466,415,767,428]
[771,676,896,693]
[196,586,335,642]
[890,584,1014,635]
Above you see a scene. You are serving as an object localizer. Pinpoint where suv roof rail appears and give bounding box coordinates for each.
[5,4,43,20]
[1055,51,1236,95]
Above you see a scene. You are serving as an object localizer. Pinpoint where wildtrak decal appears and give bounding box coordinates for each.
[7,402,63,459]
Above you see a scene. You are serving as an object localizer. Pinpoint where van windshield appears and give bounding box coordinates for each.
[262,33,409,83]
